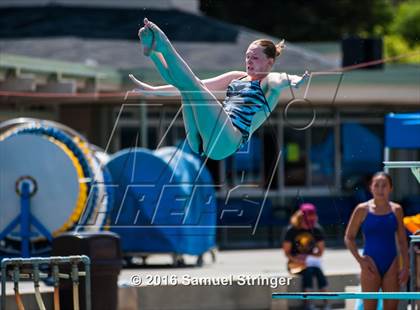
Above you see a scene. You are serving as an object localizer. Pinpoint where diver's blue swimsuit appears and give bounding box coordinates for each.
[222,77,271,144]
[197,77,270,157]
[361,210,398,277]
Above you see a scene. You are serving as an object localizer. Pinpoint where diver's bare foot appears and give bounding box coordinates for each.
[138,24,154,56]
[143,18,170,54]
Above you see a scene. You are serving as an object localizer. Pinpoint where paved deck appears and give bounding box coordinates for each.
[3,248,362,310]
[3,248,361,294]
[118,248,360,282]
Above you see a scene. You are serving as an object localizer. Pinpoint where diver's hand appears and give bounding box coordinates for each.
[289,71,310,88]
[399,266,409,286]
[124,74,156,99]
[128,74,154,90]
[359,255,379,276]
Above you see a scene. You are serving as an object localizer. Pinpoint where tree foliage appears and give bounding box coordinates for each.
[200,0,394,41]
[391,1,420,46]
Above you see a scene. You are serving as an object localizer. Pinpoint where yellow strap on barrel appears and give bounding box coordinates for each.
[48,137,88,235]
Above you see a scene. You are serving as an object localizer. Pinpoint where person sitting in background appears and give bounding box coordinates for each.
[282,203,330,310]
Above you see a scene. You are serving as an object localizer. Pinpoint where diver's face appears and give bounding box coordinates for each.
[245,44,273,78]
[370,176,392,200]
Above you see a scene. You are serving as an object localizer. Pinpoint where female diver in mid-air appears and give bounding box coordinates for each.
[127,18,309,160]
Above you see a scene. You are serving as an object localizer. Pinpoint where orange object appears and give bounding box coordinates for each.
[14,289,25,310]
[403,214,420,234]
[54,287,61,310]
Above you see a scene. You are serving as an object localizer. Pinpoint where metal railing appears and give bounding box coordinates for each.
[1,255,91,310]
[409,233,420,309]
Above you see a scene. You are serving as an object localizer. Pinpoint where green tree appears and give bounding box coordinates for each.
[200,0,394,41]
[391,1,420,46]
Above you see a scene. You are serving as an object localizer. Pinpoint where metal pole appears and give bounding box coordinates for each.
[81,256,91,310]
[410,235,420,309]
[1,259,8,310]
[410,237,415,309]
[52,264,60,310]
[71,263,79,310]
[140,100,148,148]
[13,266,25,310]
[384,147,390,173]
[20,182,31,258]
[33,263,46,310]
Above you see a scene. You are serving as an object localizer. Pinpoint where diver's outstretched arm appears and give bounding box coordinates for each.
[126,74,178,98]
[262,71,310,111]
[126,71,246,98]
[268,71,309,89]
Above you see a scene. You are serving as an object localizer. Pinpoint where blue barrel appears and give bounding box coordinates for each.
[105,147,216,255]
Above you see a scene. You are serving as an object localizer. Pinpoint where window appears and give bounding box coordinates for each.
[282,125,335,187]
[284,128,306,186]
[310,127,335,186]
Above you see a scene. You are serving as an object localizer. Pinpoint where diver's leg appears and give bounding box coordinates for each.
[360,257,382,310]
[381,258,399,310]
[179,93,201,154]
[141,21,242,159]
[180,90,242,159]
